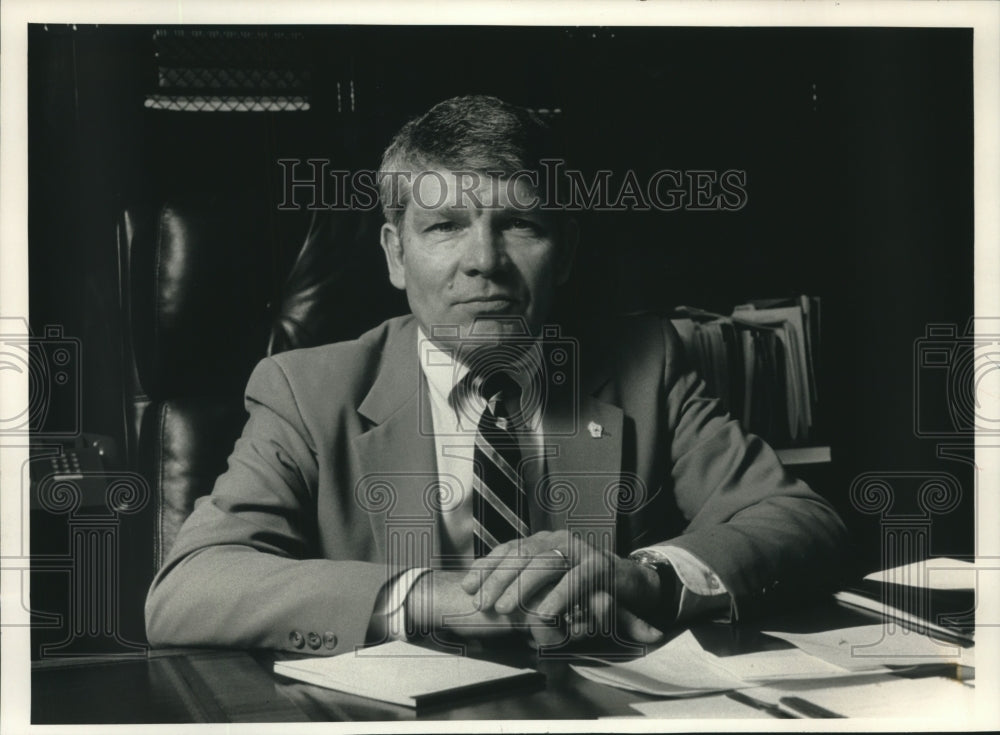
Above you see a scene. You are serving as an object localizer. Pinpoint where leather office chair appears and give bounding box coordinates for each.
[118,194,394,571]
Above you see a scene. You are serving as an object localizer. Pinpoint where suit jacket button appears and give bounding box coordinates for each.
[307,632,322,650]
[289,631,305,649]
[324,632,338,650]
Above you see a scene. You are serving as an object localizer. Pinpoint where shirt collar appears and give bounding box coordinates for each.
[417,327,471,411]
[416,327,543,415]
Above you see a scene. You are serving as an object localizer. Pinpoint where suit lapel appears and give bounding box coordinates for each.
[543,393,624,550]
[539,327,626,552]
[353,317,441,570]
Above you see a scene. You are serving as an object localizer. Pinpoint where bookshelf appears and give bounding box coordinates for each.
[671,295,830,466]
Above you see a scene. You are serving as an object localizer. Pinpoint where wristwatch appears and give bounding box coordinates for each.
[629,549,681,629]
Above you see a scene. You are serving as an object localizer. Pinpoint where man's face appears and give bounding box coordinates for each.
[380,169,576,345]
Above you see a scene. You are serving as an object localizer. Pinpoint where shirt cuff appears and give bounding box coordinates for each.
[629,544,730,623]
[377,568,431,640]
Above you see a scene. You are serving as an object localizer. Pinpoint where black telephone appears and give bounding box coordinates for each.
[29,434,117,512]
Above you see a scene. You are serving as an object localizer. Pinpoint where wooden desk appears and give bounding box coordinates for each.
[31,646,650,723]
[31,602,971,723]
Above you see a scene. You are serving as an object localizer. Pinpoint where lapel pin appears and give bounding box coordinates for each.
[587,421,603,438]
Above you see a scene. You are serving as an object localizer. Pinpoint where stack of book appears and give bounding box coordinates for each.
[671,295,821,448]
[835,557,976,644]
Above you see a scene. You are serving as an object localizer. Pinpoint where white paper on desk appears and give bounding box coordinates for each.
[864,556,975,590]
[629,694,774,719]
[570,630,748,697]
[705,646,855,681]
[762,624,972,671]
[754,675,976,719]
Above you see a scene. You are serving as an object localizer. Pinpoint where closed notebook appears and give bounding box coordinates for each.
[273,640,544,707]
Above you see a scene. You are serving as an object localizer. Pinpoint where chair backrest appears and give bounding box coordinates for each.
[119,195,393,569]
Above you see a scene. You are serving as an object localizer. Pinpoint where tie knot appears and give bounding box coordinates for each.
[451,369,524,428]
[477,371,521,403]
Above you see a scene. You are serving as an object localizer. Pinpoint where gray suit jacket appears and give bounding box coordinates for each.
[145,313,847,655]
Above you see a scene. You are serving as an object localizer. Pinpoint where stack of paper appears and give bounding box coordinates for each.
[571,620,974,703]
[570,629,859,698]
[274,640,543,707]
[704,646,862,681]
[579,626,975,720]
[753,676,975,719]
[571,631,748,696]
[762,624,973,671]
[865,556,978,590]
[837,557,977,642]
[628,694,775,719]
[624,674,975,720]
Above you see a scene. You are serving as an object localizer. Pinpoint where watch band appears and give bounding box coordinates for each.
[630,550,681,628]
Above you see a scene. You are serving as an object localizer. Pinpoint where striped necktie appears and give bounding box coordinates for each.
[469,372,530,558]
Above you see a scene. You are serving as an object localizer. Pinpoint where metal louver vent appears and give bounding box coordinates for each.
[145,28,311,112]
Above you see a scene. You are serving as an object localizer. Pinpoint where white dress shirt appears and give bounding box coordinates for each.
[377,330,730,638]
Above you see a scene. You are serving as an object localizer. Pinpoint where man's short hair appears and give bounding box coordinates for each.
[377,95,561,228]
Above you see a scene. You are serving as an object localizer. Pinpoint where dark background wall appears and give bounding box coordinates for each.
[27,25,974,649]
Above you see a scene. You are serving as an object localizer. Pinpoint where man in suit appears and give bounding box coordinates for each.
[145,95,848,656]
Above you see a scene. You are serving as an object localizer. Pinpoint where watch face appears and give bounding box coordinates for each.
[631,550,664,567]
